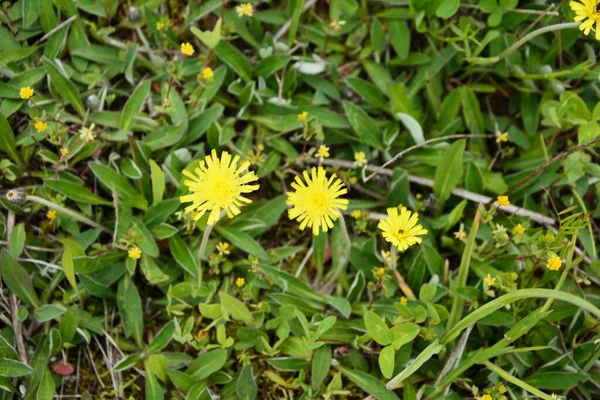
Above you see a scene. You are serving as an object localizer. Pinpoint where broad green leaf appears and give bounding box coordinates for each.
[120,80,150,132]
[0,358,33,377]
[259,265,326,303]
[145,362,164,400]
[379,345,395,379]
[220,292,253,325]
[389,21,410,60]
[387,340,443,389]
[114,354,140,372]
[214,41,253,82]
[187,349,228,380]
[0,46,39,67]
[37,368,55,400]
[343,101,384,150]
[0,251,40,307]
[337,365,400,400]
[346,77,387,109]
[45,180,112,205]
[390,323,420,350]
[461,87,484,134]
[433,139,465,205]
[168,235,198,276]
[287,0,305,46]
[436,0,460,18]
[364,311,391,346]
[89,163,147,208]
[312,344,331,391]
[191,18,222,49]
[215,226,268,259]
[147,320,176,353]
[34,305,65,323]
[117,275,144,347]
[59,306,78,343]
[236,365,257,400]
[9,223,25,258]
[43,58,86,117]
[62,247,77,292]
[149,159,165,206]
[0,113,20,165]
[396,112,424,144]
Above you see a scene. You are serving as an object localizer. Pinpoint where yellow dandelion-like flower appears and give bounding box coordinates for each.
[47,210,56,220]
[571,0,600,39]
[316,145,330,161]
[79,124,96,143]
[354,151,367,167]
[479,395,492,400]
[181,42,194,56]
[236,3,253,17]
[546,255,562,271]
[513,224,525,235]
[378,206,428,252]
[20,87,34,99]
[286,166,349,236]
[202,67,214,80]
[35,121,47,133]
[329,20,346,32]
[217,242,230,255]
[351,210,362,219]
[495,131,509,143]
[180,150,260,226]
[375,267,386,277]
[400,296,408,305]
[235,277,246,288]
[297,111,308,123]
[128,247,142,259]
[156,22,165,30]
[497,195,510,207]
[484,274,496,287]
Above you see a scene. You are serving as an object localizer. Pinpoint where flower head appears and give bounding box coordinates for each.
[236,3,253,17]
[235,277,246,288]
[20,87,34,99]
[329,20,346,32]
[479,395,492,400]
[354,151,367,167]
[180,150,260,226]
[454,230,467,240]
[400,296,408,305]
[79,124,96,143]
[547,255,562,271]
[571,0,600,39]
[286,167,349,236]
[497,195,510,207]
[495,131,509,143]
[351,210,362,219]
[60,148,70,157]
[375,267,386,277]
[513,224,525,235]
[217,242,230,255]
[316,145,330,161]
[378,206,428,252]
[297,111,308,123]
[35,121,47,133]
[484,274,496,287]
[181,42,194,56]
[156,22,165,30]
[128,247,142,259]
[47,210,56,220]
[202,67,214,80]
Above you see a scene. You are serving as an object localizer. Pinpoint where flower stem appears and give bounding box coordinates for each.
[497,22,579,61]
[26,195,110,233]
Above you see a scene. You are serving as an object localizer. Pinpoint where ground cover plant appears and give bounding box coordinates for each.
[1,0,600,399]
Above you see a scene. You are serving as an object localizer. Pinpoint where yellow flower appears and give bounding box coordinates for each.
[378,206,428,252]
[479,395,492,400]
[375,267,386,277]
[416,193,422,200]
[349,177,358,184]
[60,148,70,157]
[156,22,165,30]
[180,150,260,226]
[513,224,525,235]
[217,242,230,255]
[79,123,96,143]
[47,210,56,220]
[511,272,519,280]
[400,296,408,306]
[329,20,346,32]
[235,277,246,288]
[484,274,496,287]
[35,121,47,133]
[257,144,264,152]
[20,87,34,99]
[354,151,367,167]
[202,67,214,80]
[316,145,330,161]
[495,131,509,143]
[454,230,467,240]
[181,42,194,56]
[236,3,253,17]
[128,247,142,259]
[546,255,562,271]
[351,210,362,219]
[297,111,308,123]
[571,0,600,39]
[497,195,510,207]
[286,166,349,236]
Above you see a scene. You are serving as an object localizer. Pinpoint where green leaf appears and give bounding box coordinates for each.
[461,87,484,134]
[312,344,331,391]
[145,362,164,400]
[43,58,86,117]
[259,265,326,303]
[433,139,465,205]
[364,311,391,346]
[168,235,199,276]
[343,101,384,150]
[62,247,77,293]
[337,365,400,400]
[0,113,20,165]
[120,80,150,132]
[117,275,144,347]
[236,365,257,400]
[386,340,443,389]
[114,354,140,372]
[390,323,420,350]
[0,46,39,67]
[388,21,410,60]
[187,349,228,380]
[147,320,176,353]
[9,223,25,258]
[149,159,165,206]
[220,292,254,325]
[34,305,65,323]
[59,306,79,343]
[215,41,253,82]
[436,0,460,18]
[89,163,147,208]
[379,345,395,379]
[45,180,112,205]
[287,0,305,47]
[346,77,387,109]
[0,251,40,307]
[191,18,222,49]
[36,368,55,400]
[215,226,268,259]
[0,358,33,377]
[396,112,424,144]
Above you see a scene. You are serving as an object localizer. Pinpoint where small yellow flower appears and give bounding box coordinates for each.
[286,167,349,236]
[378,206,428,252]
[329,20,346,32]
[297,111,308,123]
[156,22,165,30]
[511,272,519,280]
[546,255,562,271]
[202,67,214,80]
[570,0,600,39]
[128,247,142,259]
[479,395,493,400]
[354,152,367,167]
[495,131,509,143]
[454,230,467,240]
[316,145,330,161]
[257,144,264,152]
[375,267,386,277]
[217,242,230,255]
[35,121,47,133]
[551,393,559,399]
[513,224,525,235]
[400,296,408,306]
[47,210,56,220]
[351,210,362,219]
[484,274,496,287]
[20,87,34,99]
[381,250,391,262]
[349,177,357,185]
[236,3,253,17]
[60,147,70,157]
[416,193,422,200]
[497,195,510,207]
[181,42,194,56]
[79,124,96,143]
[235,277,246,288]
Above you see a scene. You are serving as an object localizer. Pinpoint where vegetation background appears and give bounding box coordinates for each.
[1,0,600,399]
